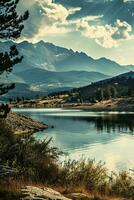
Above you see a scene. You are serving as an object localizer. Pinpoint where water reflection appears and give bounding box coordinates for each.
[84,114,134,133]
[13,108,134,171]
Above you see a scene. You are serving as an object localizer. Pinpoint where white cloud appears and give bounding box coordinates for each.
[37,0,70,23]
[20,0,81,42]
[76,17,133,48]
[19,0,133,48]
[112,19,132,40]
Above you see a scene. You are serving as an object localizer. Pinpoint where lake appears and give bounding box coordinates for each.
[13,108,134,172]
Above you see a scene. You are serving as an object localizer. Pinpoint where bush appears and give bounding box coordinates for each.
[0,120,61,183]
[0,121,134,199]
[58,160,108,192]
[0,120,16,164]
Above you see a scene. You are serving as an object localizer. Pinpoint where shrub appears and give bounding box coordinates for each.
[0,121,134,199]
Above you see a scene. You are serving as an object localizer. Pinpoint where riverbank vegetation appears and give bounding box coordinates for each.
[0,120,134,200]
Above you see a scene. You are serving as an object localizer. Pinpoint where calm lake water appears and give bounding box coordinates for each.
[13,108,134,172]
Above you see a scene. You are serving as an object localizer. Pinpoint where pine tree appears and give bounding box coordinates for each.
[103,88,111,100]
[95,88,104,101]
[0,0,29,117]
[110,86,118,98]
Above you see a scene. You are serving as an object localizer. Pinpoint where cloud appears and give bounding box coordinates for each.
[56,0,134,28]
[76,17,133,48]
[36,0,79,24]
[18,0,134,48]
[112,19,132,40]
[18,0,81,42]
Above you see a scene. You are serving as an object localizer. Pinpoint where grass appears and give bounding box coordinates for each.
[0,180,122,200]
[0,180,131,200]
[0,181,21,200]
[0,119,134,200]
[1,161,133,200]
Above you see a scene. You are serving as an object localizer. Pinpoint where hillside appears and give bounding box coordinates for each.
[1,70,109,99]
[68,71,134,102]
[43,71,134,109]
[11,72,134,111]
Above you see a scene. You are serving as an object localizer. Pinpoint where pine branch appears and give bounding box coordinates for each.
[0,0,29,110]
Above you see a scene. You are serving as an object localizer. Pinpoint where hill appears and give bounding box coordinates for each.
[48,71,134,104]
[69,71,134,103]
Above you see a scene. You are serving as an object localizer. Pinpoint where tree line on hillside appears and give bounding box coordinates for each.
[72,75,134,103]
[46,75,134,104]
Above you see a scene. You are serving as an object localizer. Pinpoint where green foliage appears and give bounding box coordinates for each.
[0,0,29,117]
[0,120,61,183]
[0,190,20,200]
[58,160,108,192]
[0,121,134,199]
[110,87,118,98]
[69,73,134,102]
[0,120,15,162]
[0,104,11,118]
[0,0,29,95]
[111,172,134,198]
[11,137,61,183]
[0,0,29,40]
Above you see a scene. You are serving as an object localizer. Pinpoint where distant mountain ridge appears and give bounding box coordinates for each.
[3,69,108,99]
[0,40,133,76]
[15,68,108,87]
[0,40,133,99]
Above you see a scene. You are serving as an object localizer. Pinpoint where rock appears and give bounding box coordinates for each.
[66,193,90,200]
[5,112,48,135]
[21,186,71,200]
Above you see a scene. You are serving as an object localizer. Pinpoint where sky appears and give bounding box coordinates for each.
[18,0,134,65]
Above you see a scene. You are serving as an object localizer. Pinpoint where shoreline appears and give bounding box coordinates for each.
[10,97,134,112]
[5,112,48,135]
[11,106,134,113]
[63,98,134,112]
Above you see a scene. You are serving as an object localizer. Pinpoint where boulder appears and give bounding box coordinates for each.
[66,193,90,200]
[21,186,71,200]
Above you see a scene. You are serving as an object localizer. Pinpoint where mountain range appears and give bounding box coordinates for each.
[0,40,133,98]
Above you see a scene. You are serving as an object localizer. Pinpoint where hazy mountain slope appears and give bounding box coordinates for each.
[1,83,44,100]
[1,68,109,99]
[0,40,133,99]
[15,68,109,89]
[124,65,134,71]
[0,40,133,76]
